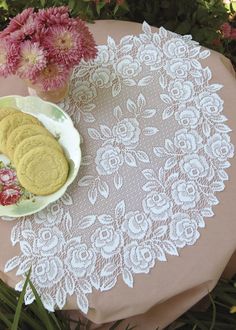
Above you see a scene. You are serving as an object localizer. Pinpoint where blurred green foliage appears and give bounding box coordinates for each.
[223,2,236,69]
[0,272,236,329]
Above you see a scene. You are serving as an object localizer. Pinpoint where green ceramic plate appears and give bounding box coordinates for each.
[0,95,81,218]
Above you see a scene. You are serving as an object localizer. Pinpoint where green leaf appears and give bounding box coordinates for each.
[209,293,216,330]
[50,312,63,330]
[125,325,137,330]
[29,279,58,330]
[113,4,119,15]
[0,285,19,311]
[119,0,129,12]
[109,320,124,330]
[230,2,236,14]
[96,1,106,15]
[0,310,12,327]
[12,269,31,330]
[176,21,192,34]
[0,0,7,9]
[68,0,76,11]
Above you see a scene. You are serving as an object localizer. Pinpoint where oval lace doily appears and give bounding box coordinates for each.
[4,22,234,313]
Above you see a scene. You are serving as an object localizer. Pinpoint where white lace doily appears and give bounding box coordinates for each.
[3,22,234,313]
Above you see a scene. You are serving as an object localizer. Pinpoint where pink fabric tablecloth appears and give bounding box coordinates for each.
[0,20,236,330]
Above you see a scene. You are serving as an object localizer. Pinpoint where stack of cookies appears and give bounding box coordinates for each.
[0,107,69,196]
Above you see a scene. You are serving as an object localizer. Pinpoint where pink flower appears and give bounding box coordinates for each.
[221,23,232,38]
[17,41,47,80]
[0,8,34,38]
[42,26,82,67]
[36,6,71,28]
[2,13,37,44]
[74,18,98,61]
[0,41,11,77]
[34,63,70,91]
[0,169,17,185]
[0,6,97,80]
[221,22,236,40]
[21,15,37,37]
[0,184,22,206]
[0,39,19,77]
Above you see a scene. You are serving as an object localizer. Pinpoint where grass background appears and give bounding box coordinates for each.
[0,274,236,329]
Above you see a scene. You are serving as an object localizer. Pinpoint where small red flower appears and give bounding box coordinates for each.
[0,169,17,185]
[230,28,236,40]
[0,185,22,206]
[212,38,221,47]
[221,23,232,38]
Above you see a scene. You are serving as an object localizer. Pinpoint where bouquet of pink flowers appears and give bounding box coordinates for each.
[0,6,97,91]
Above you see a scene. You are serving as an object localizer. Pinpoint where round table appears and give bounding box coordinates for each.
[0,20,236,330]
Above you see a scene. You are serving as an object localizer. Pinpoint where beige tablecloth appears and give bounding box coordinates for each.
[0,20,236,330]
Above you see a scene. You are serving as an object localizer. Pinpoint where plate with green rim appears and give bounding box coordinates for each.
[0,95,81,218]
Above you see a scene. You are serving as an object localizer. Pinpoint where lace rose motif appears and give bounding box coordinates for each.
[4,22,234,315]
[124,241,156,274]
[142,192,173,221]
[78,93,158,204]
[65,238,96,278]
[121,211,151,240]
[169,213,200,248]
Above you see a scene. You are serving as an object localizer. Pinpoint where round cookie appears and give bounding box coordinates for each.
[14,134,63,166]
[17,146,69,195]
[0,107,19,121]
[0,112,42,153]
[6,124,54,160]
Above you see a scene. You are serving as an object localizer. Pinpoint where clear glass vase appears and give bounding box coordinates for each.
[27,79,70,103]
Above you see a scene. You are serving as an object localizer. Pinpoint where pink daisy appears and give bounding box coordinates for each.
[6,30,25,44]
[12,15,38,44]
[34,63,70,91]
[42,25,82,67]
[0,6,97,82]
[74,18,97,61]
[31,26,47,44]
[36,6,71,28]
[0,8,34,38]
[16,41,47,81]
[21,15,37,37]
[0,39,19,77]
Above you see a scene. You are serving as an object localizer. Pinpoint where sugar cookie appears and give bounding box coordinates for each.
[14,134,63,166]
[0,112,41,153]
[6,124,53,160]
[0,107,19,121]
[17,146,69,195]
